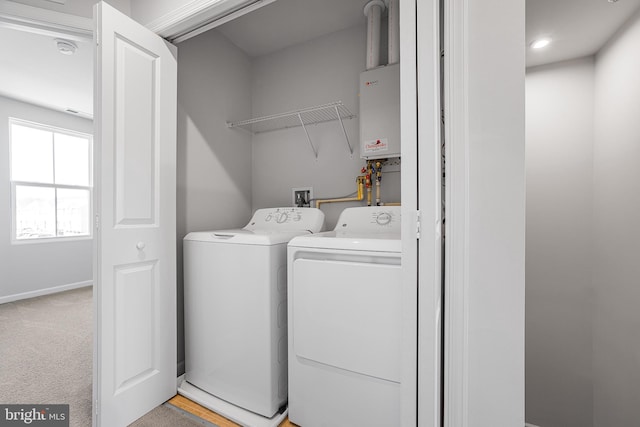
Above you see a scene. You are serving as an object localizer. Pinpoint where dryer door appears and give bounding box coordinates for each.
[292,257,402,382]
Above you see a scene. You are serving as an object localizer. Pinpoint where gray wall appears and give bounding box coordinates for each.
[176,29,253,373]
[251,24,401,229]
[0,95,93,301]
[525,57,595,427]
[592,9,640,427]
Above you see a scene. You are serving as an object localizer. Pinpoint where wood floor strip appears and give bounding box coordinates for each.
[168,395,297,427]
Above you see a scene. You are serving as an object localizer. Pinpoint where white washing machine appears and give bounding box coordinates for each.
[287,206,402,427]
[180,207,325,427]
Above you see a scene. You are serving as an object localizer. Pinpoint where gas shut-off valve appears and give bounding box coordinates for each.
[363,160,384,206]
[313,160,391,210]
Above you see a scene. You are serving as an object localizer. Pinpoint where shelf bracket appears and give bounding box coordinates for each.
[297,113,318,158]
[335,104,353,156]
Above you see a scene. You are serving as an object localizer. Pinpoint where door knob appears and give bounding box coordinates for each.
[136,241,146,250]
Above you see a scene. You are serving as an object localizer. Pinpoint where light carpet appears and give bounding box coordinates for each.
[131,403,219,427]
[0,287,93,427]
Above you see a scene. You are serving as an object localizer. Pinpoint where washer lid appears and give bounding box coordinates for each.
[288,230,401,253]
[183,207,325,245]
[184,229,312,245]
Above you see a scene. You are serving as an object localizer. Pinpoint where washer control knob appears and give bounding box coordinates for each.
[376,212,392,226]
[277,212,289,223]
[265,214,273,222]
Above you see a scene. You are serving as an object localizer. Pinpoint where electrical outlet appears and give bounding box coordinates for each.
[292,187,313,208]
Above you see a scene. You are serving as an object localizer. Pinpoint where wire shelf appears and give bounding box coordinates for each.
[227,101,356,158]
[227,101,356,134]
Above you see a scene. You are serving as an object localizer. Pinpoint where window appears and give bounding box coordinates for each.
[10,119,92,241]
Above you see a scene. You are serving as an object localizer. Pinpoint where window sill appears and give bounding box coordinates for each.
[11,235,93,245]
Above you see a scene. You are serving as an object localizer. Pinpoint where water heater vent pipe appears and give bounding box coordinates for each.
[364,0,386,70]
[387,0,400,64]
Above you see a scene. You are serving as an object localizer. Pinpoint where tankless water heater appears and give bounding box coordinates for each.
[359,63,401,159]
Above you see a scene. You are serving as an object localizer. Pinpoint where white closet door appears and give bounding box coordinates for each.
[93,2,177,426]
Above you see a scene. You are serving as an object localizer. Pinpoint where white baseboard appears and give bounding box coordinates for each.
[525,423,542,427]
[0,280,92,304]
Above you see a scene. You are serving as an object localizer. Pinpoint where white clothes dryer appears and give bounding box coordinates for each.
[287,206,402,427]
[180,207,325,427]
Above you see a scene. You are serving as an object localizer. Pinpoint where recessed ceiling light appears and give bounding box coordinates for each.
[531,38,551,49]
[608,0,619,3]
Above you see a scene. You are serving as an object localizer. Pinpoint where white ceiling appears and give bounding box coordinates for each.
[3,0,640,117]
[216,0,366,58]
[0,25,92,117]
[526,0,640,68]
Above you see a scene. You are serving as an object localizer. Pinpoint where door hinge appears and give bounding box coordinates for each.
[95,214,100,230]
[94,399,99,416]
[416,209,421,240]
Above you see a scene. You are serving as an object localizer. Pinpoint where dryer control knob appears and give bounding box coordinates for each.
[376,212,392,226]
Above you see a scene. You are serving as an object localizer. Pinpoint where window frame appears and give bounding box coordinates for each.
[9,118,93,244]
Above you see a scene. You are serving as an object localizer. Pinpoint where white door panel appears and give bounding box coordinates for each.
[292,258,402,383]
[114,36,157,225]
[93,2,177,426]
[113,261,157,393]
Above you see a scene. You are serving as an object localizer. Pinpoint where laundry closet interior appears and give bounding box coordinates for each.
[174,0,406,424]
